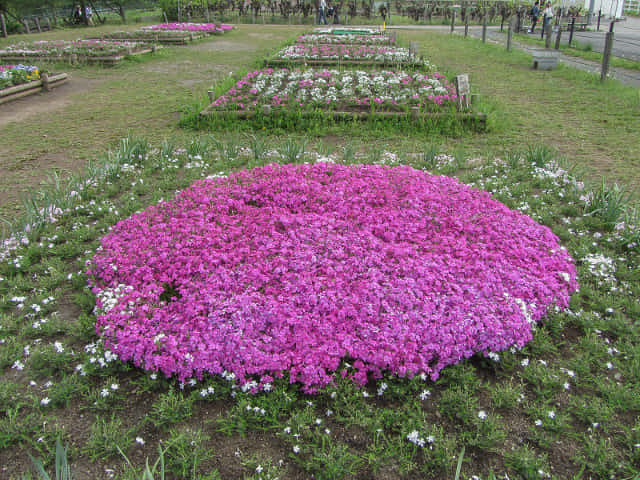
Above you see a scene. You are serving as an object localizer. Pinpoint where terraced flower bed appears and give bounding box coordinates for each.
[296,33,395,45]
[0,40,154,66]
[0,64,67,104]
[265,44,422,68]
[142,22,234,35]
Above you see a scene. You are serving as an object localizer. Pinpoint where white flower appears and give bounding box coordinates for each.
[110,383,119,390]
[478,410,487,420]
[606,362,613,369]
[255,465,263,473]
[136,437,145,445]
[12,360,25,370]
[406,430,425,447]
[521,358,529,367]
[535,419,543,426]
[419,389,431,400]
[100,388,110,398]
[40,397,50,406]
[547,411,555,419]
[292,445,300,453]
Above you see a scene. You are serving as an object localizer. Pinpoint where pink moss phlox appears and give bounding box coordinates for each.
[88,164,578,392]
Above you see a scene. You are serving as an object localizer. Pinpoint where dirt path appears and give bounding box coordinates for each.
[0,76,100,128]
[0,76,104,217]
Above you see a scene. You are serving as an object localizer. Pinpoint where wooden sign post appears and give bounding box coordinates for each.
[455,74,470,110]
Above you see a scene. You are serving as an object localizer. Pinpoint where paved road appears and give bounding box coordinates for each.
[388,20,640,87]
[523,15,640,62]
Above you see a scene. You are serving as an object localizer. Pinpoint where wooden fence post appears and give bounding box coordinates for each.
[450,10,455,32]
[568,16,576,45]
[544,24,552,48]
[482,14,487,42]
[464,10,469,37]
[506,18,513,51]
[554,23,562,49]
[601,22,614,81]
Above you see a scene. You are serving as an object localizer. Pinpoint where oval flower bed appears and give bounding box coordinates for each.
[89,163,578,392]
[206,68,457,114]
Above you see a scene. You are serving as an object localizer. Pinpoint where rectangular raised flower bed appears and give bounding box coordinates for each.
[87,30,206,45]
[0,72,68,105]
[312,27,384,35]
[200,67,484,128]
[297,32,396,45]
[264,44,425,68]
[0,40,154,66]
[142,23,235,35]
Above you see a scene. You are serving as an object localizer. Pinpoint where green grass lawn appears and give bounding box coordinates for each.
[0,23,639,480]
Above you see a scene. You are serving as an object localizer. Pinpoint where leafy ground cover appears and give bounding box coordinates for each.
[0,24,639,478]
[0,64,40,89]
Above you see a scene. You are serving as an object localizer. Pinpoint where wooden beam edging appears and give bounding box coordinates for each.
[199,106,486,125]
[0,73,68,104]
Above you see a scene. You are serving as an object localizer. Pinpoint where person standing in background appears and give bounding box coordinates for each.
[318,0,328,25]
[541,2,553,39]
[84,4,93,25]
[529,1,540,33]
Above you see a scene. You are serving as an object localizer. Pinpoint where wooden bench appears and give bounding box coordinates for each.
[561,17,589,31]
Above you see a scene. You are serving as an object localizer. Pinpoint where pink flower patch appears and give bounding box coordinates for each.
[88,164,578,392]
